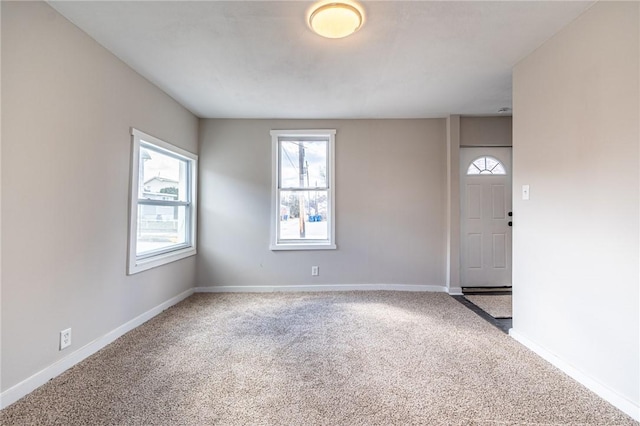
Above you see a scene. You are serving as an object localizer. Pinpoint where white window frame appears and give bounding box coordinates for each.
[270,129,336,251]
[128,128,198,274]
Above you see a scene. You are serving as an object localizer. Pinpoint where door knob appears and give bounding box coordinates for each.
[508,221,513,227]
[508,212,513,217]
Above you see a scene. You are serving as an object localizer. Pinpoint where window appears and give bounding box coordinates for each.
[466,156,506,175]
[270,129,336,250]
[128,128,198,274]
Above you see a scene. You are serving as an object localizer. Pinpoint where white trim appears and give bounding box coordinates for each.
[270,243,337,251]
[127,128,198,275]
[270,129,336,251]
[269,129,337,138]
[509,329,640,421]
[0,289,194,410]
[131,247,197,273]
[447,286,463,295]
[194,284,448,293]
[131,128,197,160]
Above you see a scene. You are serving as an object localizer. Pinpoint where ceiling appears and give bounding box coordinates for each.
[48,1,594,119]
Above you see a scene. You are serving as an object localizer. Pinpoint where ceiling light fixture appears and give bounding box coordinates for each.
[308,1,364,39]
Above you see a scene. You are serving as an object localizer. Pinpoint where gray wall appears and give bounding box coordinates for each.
[197,119,447,288]
[512,1,639,411]
[1,2,198,391]
[460,116,512,147]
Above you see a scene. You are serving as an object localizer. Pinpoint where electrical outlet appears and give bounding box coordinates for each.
[60,328,71,350]
[311,266,319,276]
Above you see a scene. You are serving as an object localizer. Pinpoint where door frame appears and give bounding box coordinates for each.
[444,115,513,295]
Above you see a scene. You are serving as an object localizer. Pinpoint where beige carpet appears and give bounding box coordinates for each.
[465,294,513,318]
[1,292,635,425]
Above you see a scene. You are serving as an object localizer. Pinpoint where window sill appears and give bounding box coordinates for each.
[128,247,196,275]
[270,243,337,251]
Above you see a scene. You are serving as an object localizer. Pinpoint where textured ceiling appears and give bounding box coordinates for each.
[49,1,594,119]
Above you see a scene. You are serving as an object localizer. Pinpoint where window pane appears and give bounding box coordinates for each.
[467,164,481,175]
[136,204,188,255]
[485,156,499,170]
[280,140,328,189]
[279,190,328,240]
[466,156,506,175]
[491,163,506,174]
[139,144,188,201]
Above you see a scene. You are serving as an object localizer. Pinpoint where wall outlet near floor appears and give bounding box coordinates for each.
[60,328,71,350]
[311,266,319,276]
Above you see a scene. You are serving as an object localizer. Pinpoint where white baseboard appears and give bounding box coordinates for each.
[0,288,194,410]
[509,329,639,421]
[447,286,463,295]
[194,283,448,293]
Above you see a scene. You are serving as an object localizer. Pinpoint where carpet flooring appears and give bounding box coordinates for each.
[1,292,635,425]
[465,295,512,318]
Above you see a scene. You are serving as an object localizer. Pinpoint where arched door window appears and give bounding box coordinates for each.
[466,156,506,175]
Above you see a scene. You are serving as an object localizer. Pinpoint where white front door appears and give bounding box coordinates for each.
[460,147,512,287]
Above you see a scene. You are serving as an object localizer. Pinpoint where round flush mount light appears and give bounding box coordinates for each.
[308,1,364,39]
